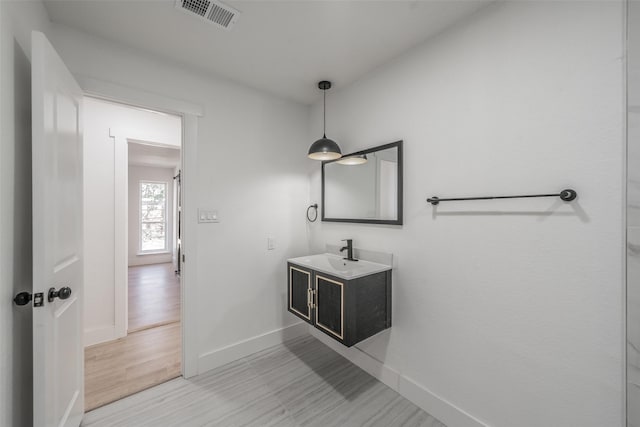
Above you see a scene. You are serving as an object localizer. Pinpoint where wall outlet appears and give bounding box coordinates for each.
[267,237,275,250]
[198,208,219,223]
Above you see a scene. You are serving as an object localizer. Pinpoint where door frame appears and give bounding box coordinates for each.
[79,76,202,378]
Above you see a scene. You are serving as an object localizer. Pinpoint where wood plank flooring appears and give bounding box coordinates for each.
[84,322,182,412]
[128,262,180,332]
[82,335,445,427]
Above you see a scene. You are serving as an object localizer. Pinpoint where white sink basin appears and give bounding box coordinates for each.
[288,253,391,280]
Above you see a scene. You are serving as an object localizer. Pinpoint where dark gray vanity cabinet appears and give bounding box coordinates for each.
[287,263,392,347]
[288,265,312,322]
[315,275,344,340]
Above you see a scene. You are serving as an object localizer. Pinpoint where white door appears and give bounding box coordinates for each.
[32,31,84,427]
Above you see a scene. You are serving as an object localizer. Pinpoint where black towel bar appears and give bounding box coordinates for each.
[427,189,577,206]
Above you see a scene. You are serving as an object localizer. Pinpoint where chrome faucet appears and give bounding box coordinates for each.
[340,239,358,261]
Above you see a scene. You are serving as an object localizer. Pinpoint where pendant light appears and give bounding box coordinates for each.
[308,81,342,160]
[337,154,368,165]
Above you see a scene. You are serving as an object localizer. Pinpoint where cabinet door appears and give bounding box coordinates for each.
[289,266,311,321]
[315,275,344,340]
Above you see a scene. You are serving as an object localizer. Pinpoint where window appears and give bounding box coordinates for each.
[140,181,167,252]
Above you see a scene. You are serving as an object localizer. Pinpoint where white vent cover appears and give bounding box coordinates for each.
[176,0,240,30]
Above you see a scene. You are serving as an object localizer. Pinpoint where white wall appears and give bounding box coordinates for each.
[83,97,182,346]
[0,2,50,426]
[49,23,311,366]
[308,2,625,427]
[128,165,175,266]
[628,3,640,426]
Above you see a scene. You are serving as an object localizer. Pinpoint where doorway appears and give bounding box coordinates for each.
[81,97,183,411]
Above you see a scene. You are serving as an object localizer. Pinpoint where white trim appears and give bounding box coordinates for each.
[309,328,489,427]
[197,323,309,374]
[135,251,171,256]
[112,134,128,341]
[78,77,201,378]
[309,328,400,389]
[181,113,199,378]
[84,325,122,347]
[128,253,172,267]
[127,138,180,150]
[398,375,489,427]
[78,76,204,117]
[138,180,169,254]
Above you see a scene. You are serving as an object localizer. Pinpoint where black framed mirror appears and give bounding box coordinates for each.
[322,140,403,225]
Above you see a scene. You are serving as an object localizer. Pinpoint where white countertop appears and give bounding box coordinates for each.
[288,253,391,280]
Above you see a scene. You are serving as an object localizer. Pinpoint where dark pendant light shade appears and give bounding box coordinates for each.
[308,136,342,160]
[308,81,342,160]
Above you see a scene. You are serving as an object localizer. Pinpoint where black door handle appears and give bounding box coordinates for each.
[48,286,72,302]
[13,292,32,306]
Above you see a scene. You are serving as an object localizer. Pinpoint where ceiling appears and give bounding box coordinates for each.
[44,0,490,104]
[129,141,180,168]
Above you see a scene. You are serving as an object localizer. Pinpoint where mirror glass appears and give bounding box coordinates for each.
[322,141,402,225]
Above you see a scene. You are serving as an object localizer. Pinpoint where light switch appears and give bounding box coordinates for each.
[198,208,219,223]
[267,237,275,250]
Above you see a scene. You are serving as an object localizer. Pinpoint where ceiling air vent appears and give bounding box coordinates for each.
[176,0,240,30]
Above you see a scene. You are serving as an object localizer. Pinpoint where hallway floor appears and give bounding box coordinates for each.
[82,335,444,427]
[84,262,182,411]
[128,262,180,332]
[84,322,181,411]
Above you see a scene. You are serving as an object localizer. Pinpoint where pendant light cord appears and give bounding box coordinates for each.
[323,89,327,138]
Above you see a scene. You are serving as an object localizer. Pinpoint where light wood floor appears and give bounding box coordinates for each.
[84,322,181,412]
[85,263,182,411]
[128,262,180,332]
[83,335,445,427]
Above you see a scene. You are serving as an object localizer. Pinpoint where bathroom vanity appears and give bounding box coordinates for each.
[287,253,392,346]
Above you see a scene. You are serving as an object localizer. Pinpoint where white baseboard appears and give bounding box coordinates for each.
[197,322,309,375]
[196,323,486,427]
[128,253,172,267]
[399,375,489,427]
[84,325,126,347]
[309,328,488,427]
[308,328,401,390]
